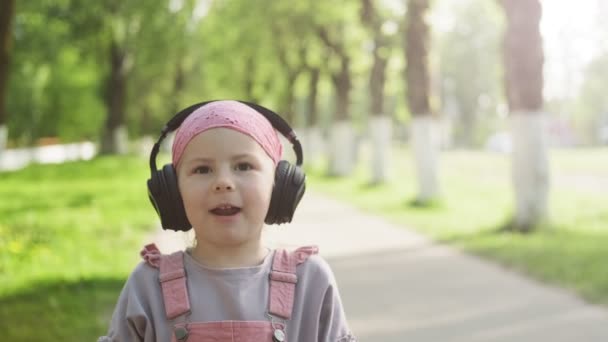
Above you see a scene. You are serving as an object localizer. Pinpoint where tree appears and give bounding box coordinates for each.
[300,41,330,165]
[269,5,311,125]
[8,0,106,145]
[63,1,182,154]
[404,0,440,204]
[198,0,280,104]
[500,0,548,232]
[316,6,358,176]
[0,0,16,151]
[126,0,199,137]
[360,0,398,184]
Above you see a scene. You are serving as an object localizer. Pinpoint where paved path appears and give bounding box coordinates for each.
[149,191,608,341]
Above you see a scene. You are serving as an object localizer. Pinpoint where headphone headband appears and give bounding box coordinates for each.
[149,100,303,174]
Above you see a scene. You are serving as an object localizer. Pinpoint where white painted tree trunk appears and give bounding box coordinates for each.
[306,125,324,166]
[293,126,325,166]
[0,124,7,153]
[278,133,297,164]
[510,112,549,229]
[411,115,440,202]
[138,135,155,157]
[329,120,354,176]
[113,125,129,155]
[369,115,391,184]
[161,132,175,154]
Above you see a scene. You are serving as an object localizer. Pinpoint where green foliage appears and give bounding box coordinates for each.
[434,0,505,147]
[198,0,279,102]
[8,0,103,145]
[8,0,201,144]
[0,156,155,297]
[307,146,608,305]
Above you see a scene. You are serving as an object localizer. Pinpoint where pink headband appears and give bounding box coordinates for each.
[171,100,283,167]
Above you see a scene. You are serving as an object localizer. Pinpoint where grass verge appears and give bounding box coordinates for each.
[0,155,157,341]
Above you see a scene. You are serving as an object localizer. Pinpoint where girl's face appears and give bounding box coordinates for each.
[176,128,276,249]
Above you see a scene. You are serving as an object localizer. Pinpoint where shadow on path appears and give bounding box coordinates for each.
[0,278,125,341]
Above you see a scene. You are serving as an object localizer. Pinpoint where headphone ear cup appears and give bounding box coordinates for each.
[265,160,306,225]
[147,169,164,219]
[147,164,191,231]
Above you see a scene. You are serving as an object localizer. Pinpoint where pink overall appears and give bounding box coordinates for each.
[141,244,317,342]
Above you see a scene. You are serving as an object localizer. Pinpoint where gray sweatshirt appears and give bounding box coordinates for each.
[99,248,355,342]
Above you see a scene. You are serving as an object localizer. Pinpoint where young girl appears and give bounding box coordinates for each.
[99,100,356,342]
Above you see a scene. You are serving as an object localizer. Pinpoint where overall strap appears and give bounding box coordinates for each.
[269,246,319,319]
[159,251,191,320]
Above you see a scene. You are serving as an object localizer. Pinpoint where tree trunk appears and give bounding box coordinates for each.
[411,116,440,200]
[369,42,391,184]
[329,60,355,176]
[275,71,300,164]
[370,115,391,183]
[304,67,323,165]
[405,0,439,203]
[170,59,185,116]
[101,39,129,155]
[307,68,320,127]
[332,57,351,121]
[405,0,431,116]
[361,0,392,184]
[329,120,355,176]
[370,47,388,116]
[283,72,298,125]
[140,104,153,136]
[318,26,354,176]
[244,56,259,103]
[0,0,16,152]
[501,0,548,232]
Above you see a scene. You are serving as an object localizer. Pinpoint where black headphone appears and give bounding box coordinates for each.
[147,100,306,231]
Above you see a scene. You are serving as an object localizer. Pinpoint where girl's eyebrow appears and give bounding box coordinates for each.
[185,154,255,164]
[185,157,213,164]
[232,153,255,160]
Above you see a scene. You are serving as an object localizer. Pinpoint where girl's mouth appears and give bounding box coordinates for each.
[210,205,241,216]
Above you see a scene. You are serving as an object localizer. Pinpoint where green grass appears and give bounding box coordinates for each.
[0,279,125,340]
[0,155,158,341]
[306,146,608,305]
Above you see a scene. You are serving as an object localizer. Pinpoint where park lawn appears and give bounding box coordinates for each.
[306,146,608,306]
[0,155,158,341]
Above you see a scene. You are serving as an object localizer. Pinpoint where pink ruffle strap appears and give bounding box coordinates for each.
[294,245,319,265]
[269,245,319,319]
[140,244,191,320]
[140,243,161,268]
[159,251,191,320]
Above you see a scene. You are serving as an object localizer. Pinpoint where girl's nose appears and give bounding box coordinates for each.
[213,171,235,192]
[215,183,233,191]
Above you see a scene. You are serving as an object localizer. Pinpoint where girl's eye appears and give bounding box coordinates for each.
[235,162,253,171]
[194,166,211,174]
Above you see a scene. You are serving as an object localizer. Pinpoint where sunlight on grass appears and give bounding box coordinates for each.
[0,156,155,297]
[0,155,159,340]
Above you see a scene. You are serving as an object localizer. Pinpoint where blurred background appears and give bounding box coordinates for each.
[0,0,607,341]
